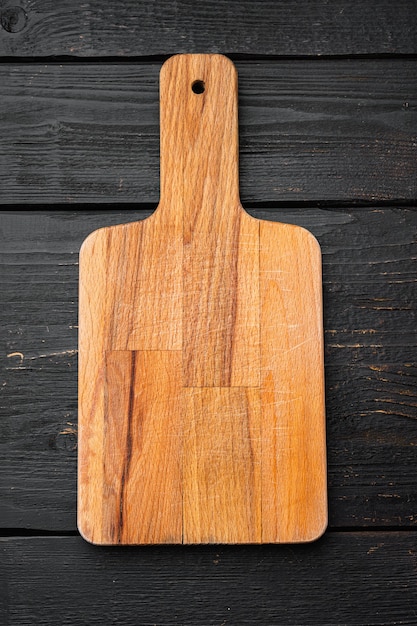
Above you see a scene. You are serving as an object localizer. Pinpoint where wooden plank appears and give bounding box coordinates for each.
[78,219,183,544]
[1,533,417,624]
[183,210,260,388]
[0,0,416,57]
[0,60,416,204]
[183,387,262,544]
[0,208,416,531]
[165,57,260,387]
[80,221,183,352]
[100,350,183,545]
[260,222,327,542]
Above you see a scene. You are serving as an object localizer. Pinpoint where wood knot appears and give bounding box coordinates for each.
[49,425,78,453]
[1,6,27,33]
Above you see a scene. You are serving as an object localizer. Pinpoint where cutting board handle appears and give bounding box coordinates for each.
[159,54,241,214]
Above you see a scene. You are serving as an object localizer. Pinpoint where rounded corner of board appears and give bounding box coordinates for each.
[79,226,106,258]
[213,53,238,71]
[77,519,100,546]
[160,53,237,77]
[160,54,178,74]
[296,225,322,254]
[303,514,328,544]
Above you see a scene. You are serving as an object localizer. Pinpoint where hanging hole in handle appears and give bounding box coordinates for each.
[192,80,205,94]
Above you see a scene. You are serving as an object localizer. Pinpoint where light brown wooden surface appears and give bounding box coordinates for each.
[183,387,262,544]
[103,350,183,544]
[78,54,327,545]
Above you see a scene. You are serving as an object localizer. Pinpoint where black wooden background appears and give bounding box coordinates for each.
[1,2,416,624]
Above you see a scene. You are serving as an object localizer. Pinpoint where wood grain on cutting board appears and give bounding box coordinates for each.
[78,54,327,545]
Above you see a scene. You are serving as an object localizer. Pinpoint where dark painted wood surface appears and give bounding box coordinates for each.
[0,0,416,57]
[2,534,417,625]
[1,1,417,623]
[0,60,416,204]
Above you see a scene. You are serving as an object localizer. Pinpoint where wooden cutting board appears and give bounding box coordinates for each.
[78,54,327,545]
